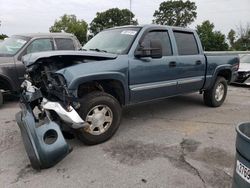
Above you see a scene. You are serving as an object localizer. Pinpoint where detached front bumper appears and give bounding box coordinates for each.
[15,83,86,169]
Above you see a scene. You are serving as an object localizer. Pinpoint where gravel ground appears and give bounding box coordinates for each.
[0,86,250,188]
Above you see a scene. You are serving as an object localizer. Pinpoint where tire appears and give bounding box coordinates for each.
[0,90,3,108]
[203,76,228,107]
[76,91,122,145]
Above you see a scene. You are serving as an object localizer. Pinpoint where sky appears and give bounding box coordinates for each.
[0,0,249,36]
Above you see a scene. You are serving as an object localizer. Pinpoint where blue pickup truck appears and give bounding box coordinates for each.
[16,25,239,169]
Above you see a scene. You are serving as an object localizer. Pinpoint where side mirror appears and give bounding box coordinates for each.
[135,39,163,59]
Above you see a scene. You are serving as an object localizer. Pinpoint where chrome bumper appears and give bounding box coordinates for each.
[42,98,87,129]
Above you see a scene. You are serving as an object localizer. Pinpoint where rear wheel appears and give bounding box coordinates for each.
[203,76,227,107]
[76,91,122,145]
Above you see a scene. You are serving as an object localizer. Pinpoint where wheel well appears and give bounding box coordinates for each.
[217,69,232,83]
[78,80,125,105]
[0,76,12,91]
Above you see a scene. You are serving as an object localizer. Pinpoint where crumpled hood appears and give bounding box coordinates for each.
[239,63,250,72]
[22,50,117,67]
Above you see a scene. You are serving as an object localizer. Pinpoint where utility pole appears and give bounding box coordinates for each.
[129,0,132,25]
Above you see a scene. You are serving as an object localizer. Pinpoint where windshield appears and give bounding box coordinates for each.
[83,27,140,54]
[0,36,29,56]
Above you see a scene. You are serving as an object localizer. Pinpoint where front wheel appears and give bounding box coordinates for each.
[76,92,122,145]
[203,76,228,107]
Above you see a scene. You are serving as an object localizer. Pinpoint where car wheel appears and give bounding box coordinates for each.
[0,90,3,107]
[203,76,228,107]
[76,91,122,145]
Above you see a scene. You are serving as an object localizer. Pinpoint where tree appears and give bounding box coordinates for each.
[153,0,197,27]
[50,14,88,44]
[233,24,250,51]
[196,20,228,51]
[227,29,236,50]
[90,8,138,35]
[0,34,8,40]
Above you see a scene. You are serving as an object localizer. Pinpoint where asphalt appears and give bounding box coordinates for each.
[0,86,250,188]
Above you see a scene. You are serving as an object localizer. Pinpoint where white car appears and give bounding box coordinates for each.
[234,54,250,85]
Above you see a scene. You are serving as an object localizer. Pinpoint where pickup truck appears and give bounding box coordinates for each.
[0,33,81,106]
[16,25,239,169]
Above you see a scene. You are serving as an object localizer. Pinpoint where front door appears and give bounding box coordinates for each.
[15,38,54,86]
[129,29,178,103]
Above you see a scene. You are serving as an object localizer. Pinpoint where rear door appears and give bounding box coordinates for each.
[173,31,206,93]
[129,29,178,103]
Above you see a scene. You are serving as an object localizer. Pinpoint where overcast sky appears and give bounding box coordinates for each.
[0,0,249,36]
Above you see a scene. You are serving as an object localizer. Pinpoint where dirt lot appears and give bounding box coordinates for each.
[0,86,250,188]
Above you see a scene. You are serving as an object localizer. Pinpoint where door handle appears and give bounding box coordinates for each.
[169,61,176,67]
[196,60,202,65]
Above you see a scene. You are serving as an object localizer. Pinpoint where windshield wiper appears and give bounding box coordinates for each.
[89,48,107,53]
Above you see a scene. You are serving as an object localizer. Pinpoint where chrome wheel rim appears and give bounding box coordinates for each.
[85,105,113,135]
[215,83,225,102]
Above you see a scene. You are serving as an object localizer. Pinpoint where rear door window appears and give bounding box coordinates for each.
[174,31,199,55]
[55,38,75,50]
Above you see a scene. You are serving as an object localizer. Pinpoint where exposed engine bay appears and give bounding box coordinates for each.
[26,56,88,104]
[23,53,116,107]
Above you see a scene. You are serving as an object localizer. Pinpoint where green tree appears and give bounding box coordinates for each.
[227,29,236,50]
[0,34,8,40]
[233,24,250,51]
[153,0,197,27]
[50,14,88,44]
[196,20,228,51]
[90,8,138,35]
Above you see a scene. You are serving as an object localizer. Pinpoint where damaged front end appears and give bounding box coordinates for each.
[16,80,87,169]
[16,51,116,169]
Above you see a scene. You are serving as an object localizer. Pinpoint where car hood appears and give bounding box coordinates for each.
[22,50,117,67]
[239,63,250,72]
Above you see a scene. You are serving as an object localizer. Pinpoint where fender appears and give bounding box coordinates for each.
[204,64,232,90]
[67,72,129,104]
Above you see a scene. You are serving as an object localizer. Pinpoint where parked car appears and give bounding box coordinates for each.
[0,33,81,106]
[233,54,250,85]
[16,25,239,169]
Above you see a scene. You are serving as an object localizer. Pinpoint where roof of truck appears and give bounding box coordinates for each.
[107,24,195,33]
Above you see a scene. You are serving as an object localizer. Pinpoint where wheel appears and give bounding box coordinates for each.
[203,76,227,107]
[76,91,122,145]
[0,90,3,107]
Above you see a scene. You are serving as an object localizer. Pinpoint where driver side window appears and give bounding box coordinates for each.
[26,39,53,54]
[141,31,172,56]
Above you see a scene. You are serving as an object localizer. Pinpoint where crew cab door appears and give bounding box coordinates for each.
[173,30,206,93]
[129,29,178,103]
